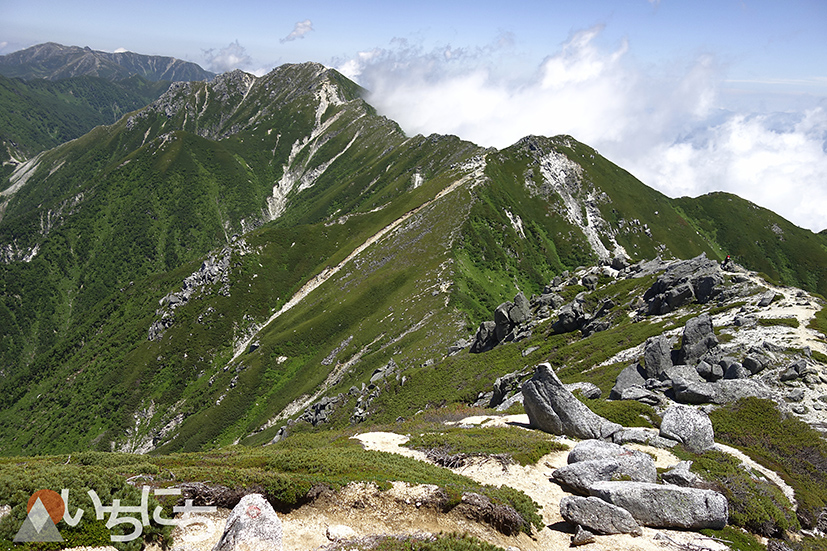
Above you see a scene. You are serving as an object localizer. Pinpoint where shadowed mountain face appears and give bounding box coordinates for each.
[0,42,214,82]
[0,61,825,456]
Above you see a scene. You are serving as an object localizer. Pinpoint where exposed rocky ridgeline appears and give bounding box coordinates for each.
[467,254,827,435]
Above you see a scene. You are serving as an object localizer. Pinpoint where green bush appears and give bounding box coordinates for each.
[579,398,661,428]
[360,533,506,551]
[757,317,800,328]
[404,425,568,466]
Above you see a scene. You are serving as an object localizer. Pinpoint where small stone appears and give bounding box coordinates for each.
[572,525,596,546]
[326,524,357,542]
[785,389,805,402]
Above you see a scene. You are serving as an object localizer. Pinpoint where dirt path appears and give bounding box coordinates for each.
[352,416,730,551]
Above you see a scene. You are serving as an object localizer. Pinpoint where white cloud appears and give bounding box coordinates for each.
[336,27,827,231]
[202,40,252,73]
[281,19,314,43]
[114,47,128,53]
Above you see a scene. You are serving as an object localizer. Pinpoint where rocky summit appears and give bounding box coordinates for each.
[0,52,826,551]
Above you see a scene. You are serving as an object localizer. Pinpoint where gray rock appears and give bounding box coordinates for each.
[589,481,728,530]
[560,495,642,536]
[612,428,678,449]
[571,524,597,546]
[619,386,663,406]
[568,438,667,459]
[696,360,724,382]
[495,392,524,412]
[816,508,827,534]
[659,405,714,453]
[767,541,794,551]
[522,364,622,440]
[758,291,777,307]
[512,292,531,324]
[790,359,808,374]
[709,379,771,403]
[680,314,719,365]
[661,461,702,487]
[581,318,611,337]
[553,454,657,495]
[642,254,722,314]
[779,367,800,382]
[491,370,528,407]
[212,494,283,551]
[582,274,599,291]
[664,282,695,312]
[674,382,719,404]
[532,292,564,310]
[743,354,770,375]
[610,364,647,400]
[555,301,586,333]
[724,362,750,380]
[566,382,602,400]
[470,321,498,353]
[568,439,633,464]
[660,364,705,391]
[611,256,630,271]
[785,389,805,402]
[734,315,756,327]
[643,335,675,379]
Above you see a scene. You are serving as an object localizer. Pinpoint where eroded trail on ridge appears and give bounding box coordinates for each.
[139,414,798,551]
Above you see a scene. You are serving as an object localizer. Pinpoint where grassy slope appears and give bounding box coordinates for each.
[675,192,827,296]
[0,74,168,173]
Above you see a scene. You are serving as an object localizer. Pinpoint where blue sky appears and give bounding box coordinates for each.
[2,0,826,230]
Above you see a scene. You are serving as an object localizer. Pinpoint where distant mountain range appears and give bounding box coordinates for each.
[0,42,214,82]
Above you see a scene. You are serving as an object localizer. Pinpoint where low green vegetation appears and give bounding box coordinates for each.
[0,429,545,550]
[757,317,800,328]
[698,527,766,551]
[404,425,568,466]
[578,398,660,428]
[674,447,799,536]
[347,534,507,551]
[708,398,827,529]
[807,302,827,339]
[0,460,171,551]
[0,73,167,164]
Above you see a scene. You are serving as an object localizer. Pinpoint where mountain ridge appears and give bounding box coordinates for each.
[0,42,215,82]
[0,61,825,459]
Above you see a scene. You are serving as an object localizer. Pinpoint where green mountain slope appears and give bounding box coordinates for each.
[1,62,825,456]
[0,73,169,171]
[675,192,827,296]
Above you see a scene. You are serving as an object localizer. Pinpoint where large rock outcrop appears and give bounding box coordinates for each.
[589,481,728,530]
[553,441,657,494]
[643,254,723,315]
[560,495,642,536]
[471,292,531,352]
[522,363,621,440]
[658,405,715,453]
